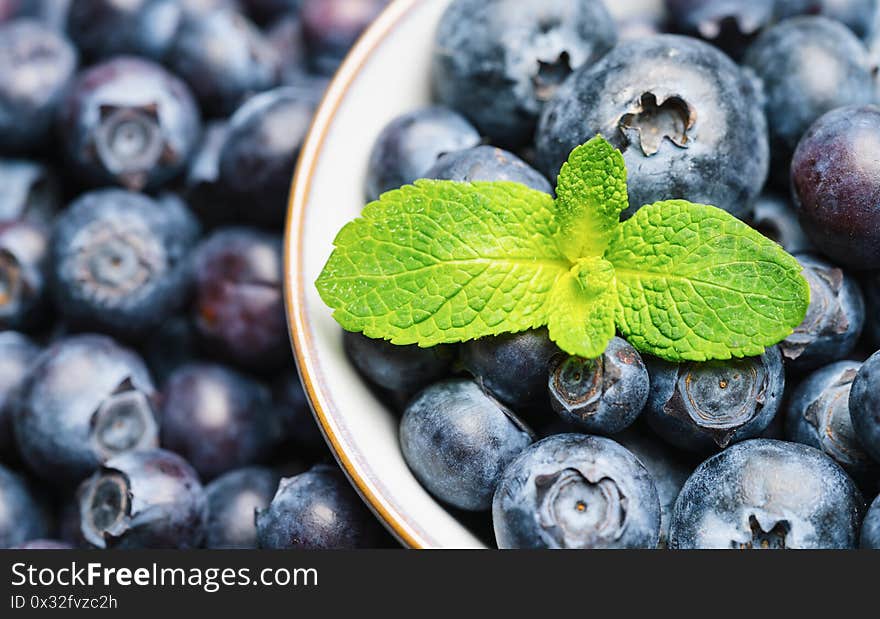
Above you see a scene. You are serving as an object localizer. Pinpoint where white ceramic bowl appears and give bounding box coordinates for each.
[285,0,660,549]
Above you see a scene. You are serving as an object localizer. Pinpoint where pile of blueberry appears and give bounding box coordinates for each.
[0,0,395,550]
[351,0,880,549]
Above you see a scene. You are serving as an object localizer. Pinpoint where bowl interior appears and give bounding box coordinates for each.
[286,0,485,549]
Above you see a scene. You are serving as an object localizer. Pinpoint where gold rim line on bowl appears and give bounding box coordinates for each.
[284,0,429,549]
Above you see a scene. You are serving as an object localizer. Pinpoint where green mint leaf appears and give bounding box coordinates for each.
[606,200,810,362]
[554,135,628,261]
[315,180,570,345]
[547,257,616,358]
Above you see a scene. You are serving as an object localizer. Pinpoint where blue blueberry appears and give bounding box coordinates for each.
[433,0,617,148]
[461,328,561,413]
[218,87,314,227]
[65,0,182,61]
[271,371,325,451]
[643,347,785,452]
[256,463,386,548]
[192,228,289,373]
[13,334,159,484]
[749,193,815,254]
[786,362,876,480]
[143,316,200,387]
[12,539,73,549]
[0,220,49,331]
[745,17,875,184]
[204,466,279,549]
[57,56,201,192]
[803,0,879,40]
[160,363,281,480]
[365,106,481,201]
[77,448,206,549]
[244,0,302,25]
[780,254,864,372]
[665,0,777,59]
[425,145,553,194]
[167,9,280,116]
[549,337,649,435]
[183,121,234,226]
[343,331,454,394]
[400,379,533,511]
[0,463,50,548]
[669,439,865,549]
[615,429,694,547]
[266,11,307,84]
[50,189,199,340]
[791,105,880,270]
[0,0,71,30]
[300,0,387,76]
[0,331,39,459]
[0,159,61,226]
[493,433,661,548]
[537,35,768,220]
[849,350,880,463]
[862,494,880,548]
[0,19,77,154]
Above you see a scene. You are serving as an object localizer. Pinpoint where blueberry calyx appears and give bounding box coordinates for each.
[550,356,608,419]
[534,468,628,547]
[80,470,131,549]
[532,51,573,101]
[0,249,24,314]
[92,103,176,191]
[90,377,158,459]
[733,515,790,550]
[665,360,768,447]
[802,367,863,467]
[780,264,850,361]
[619,92,694,156]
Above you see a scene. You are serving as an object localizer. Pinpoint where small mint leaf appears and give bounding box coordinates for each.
[606,200,810,362]
[554,135,628,261]
[547,269,616,359]
[316,180,570,346]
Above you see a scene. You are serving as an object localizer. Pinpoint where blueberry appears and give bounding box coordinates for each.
[343,331,454,394]
[192,228,289,373]
[58,56,201,192]
[615,429,694,547]
[492,433,661,548]
[425,145,553,194]
[643,347,785,452]
[77,448,206,549]
[166,9,280,117]
[400,379,533,511]
[272,371,325,451]
[548,337,649,435]
[809,0,879,40]
[745,17,875,184]
[780,254,864,371]
[433,0,616,148]
[0,0,71,30]
[365,106,481,201]
[862,494,880,548]
[204,466,279,549]
[243,0,302,25]
[537,35,768,220]
[143,316,200,386]
[461,328,560,413]
[160,363,281,480]
[12,539,73,549]
[849,350,880,463]
[13,334,159,484]
[791,105,880,270]
[749,192,815,255]
[300,0,387,76]
[0,159,61,225]
[669,439,864,549]
[0,220,49,331]
[65,0,182,61]
[0,463,50,548]
[0,331,39,459]
[50,189,199,340]
[183,121,234,226]
[665,0,777,59]
[0,19,77,154]
[218,87,314,227]
[256,463,386,548]
[786,361,877,479]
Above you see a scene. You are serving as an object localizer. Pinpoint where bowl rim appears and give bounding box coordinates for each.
[284,0,429,549]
